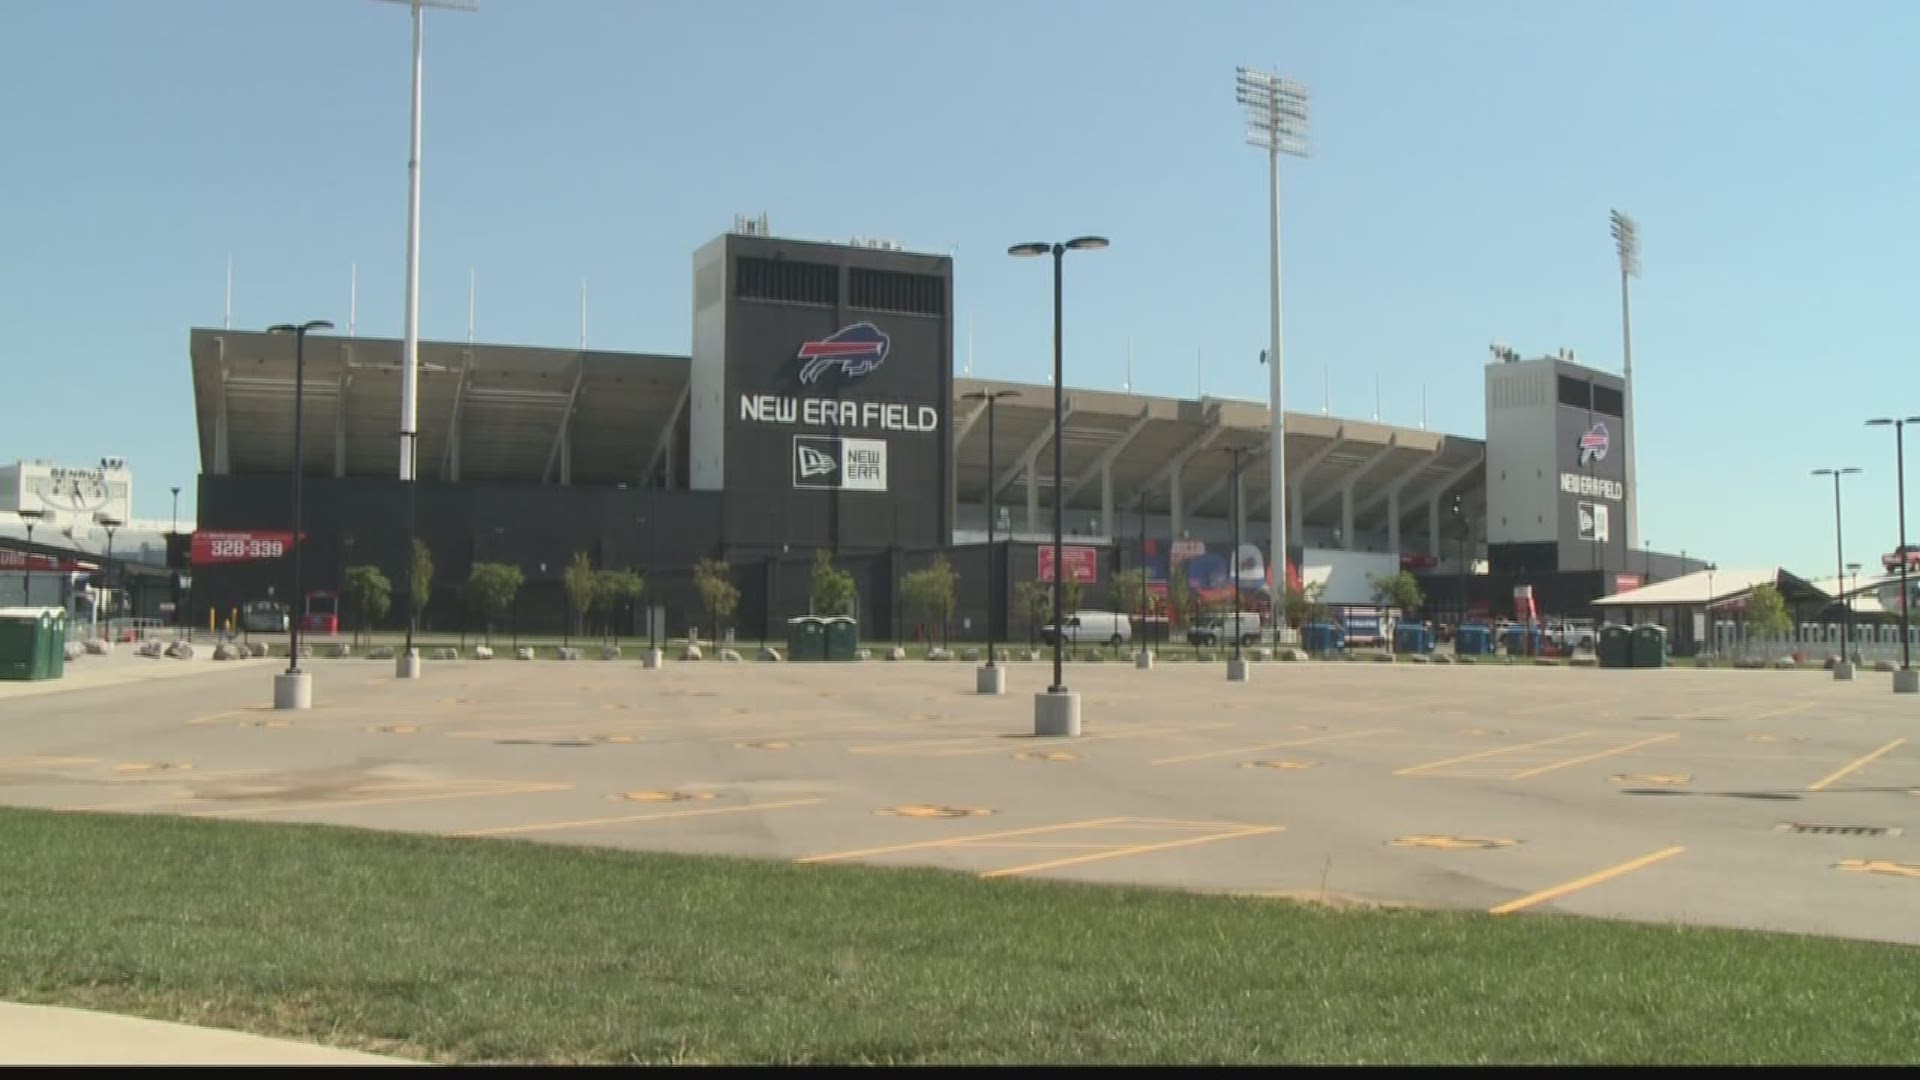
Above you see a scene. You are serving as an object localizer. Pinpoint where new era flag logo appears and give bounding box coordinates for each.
[794,436,888,491]
[796,443,838,479]
[1578,422,1610,465]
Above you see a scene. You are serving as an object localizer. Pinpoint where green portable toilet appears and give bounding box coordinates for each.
[1597,623,1633,669]
[41,609,66,679]
[1630,623,1668,668]
[786,616,827,661]
[0,608,63,681]
[824,616,859,661]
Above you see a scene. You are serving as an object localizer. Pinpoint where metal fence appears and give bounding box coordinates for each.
[1706,620,1920,664]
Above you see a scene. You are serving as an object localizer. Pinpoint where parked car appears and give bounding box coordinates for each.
[1186,612,1263,647]
[1041,610,1131,648]
[1883,545,1920,573]
[239,600,288,633]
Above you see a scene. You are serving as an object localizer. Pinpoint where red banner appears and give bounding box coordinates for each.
[191,530,298,565]
[0,549,78,573]
[1037,545,1099,584]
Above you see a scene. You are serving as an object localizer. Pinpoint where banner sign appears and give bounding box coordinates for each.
[0,549,78,573]
[1038,545,1099,584]
[191,530,297,565]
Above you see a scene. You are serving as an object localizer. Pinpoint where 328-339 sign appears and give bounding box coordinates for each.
[191,530,300,565]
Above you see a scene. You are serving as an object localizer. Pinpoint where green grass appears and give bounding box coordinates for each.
[2,810,1917,1064]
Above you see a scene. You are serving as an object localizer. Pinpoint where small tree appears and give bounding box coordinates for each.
[1108,569,1148,620]
[562,552,596,644]
[594,568,644,645]
[693,557,739,644]
[1061,576,1082,617]
[342,565,391,647]
[1167,559,1193,630]
[409,539,434,632]
[1744,582,1791,637]
[463,562,523,647]
[1282,580,1312,630]
[900,556,958,646]
[1016,580,1050,648]
[808,549,856,617]
[1368,570,1425,616]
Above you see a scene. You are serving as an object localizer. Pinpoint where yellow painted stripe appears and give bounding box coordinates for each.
[1489,846,1686,915]
[0,756,96,769]
[1744,702,1812,723]
[1394,731,1596,776]
[1150,727,1397,766]
[452,796,826,837]
[1807,738,1907,792]
[980,826,1281,879]
[1506,733,1680,780]
[797,817,1133,864]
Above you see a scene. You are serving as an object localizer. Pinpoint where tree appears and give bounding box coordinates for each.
[462,562,523,646]
[593,568,644,645]
[1016,580,1050,648]
[1061,576,1082,617]
[342,565,391,647]
[693,557,739,643]
[1368,570,1425,616]
[1744,582,1791,636]
[1167,558,1193,629]
[1108,569,1148,620]
[563,552,596,644]
[808,549,856,617]
[1282,581,1311,629]
[409,539,434,631]
[900,555,958,646]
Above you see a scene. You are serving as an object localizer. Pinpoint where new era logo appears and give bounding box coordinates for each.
[793,435,888,492]
[796,443,837,479]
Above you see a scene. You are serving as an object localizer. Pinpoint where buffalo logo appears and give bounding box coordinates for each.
[1577,422,1609,465]
[795,443,838,480]
[797,322,890,384]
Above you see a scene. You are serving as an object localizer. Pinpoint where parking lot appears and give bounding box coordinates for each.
[2,652,1916,944]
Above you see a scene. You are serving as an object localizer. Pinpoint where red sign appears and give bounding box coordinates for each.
[1170,539,1205,563]
[1400,552,1438,571]
[1037,545,1099,584]
[191,530,298,565]
[1613,573,1644,594]
[0,549,78,573]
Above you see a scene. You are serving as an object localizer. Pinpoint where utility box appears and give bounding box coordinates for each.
[786,616,826,661]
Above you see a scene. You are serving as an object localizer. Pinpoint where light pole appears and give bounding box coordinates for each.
[96,513,122,637]
[169,486,181,536]
[1611,210,1642,554]
[1704,562,1717,656]
[1010,235,1108,736]
[1867,416,1920,691]
[1451,494,1469,625]
[962,389,1020,693]
[17,508,43,607]
[1216,444,1255,681]
[1813,466,1863,677]
[268,319,333,709]
[1238,66,1308,644]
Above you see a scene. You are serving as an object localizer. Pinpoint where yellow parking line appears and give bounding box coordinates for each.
[1394,732,1596,776]
[979,826,1281,879]
[1744,702,1812,723]
[797,817,1132,864]
[1807,738,1907,792]
[1507,700,1595,716]
[451,796,826,837]
[1150,728,1397,767]
[1505,733,1680,780]
[1489,846,1686,915]
[0,756,96,769]
[944,841,1123,850]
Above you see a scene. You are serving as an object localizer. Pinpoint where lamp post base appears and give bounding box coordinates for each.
[396,650,422,679]
[1894,668,1919,694]
[1135,650,1153,670]
[1227,656,1250,682]
[643,648,663,669]
[273,671,312,711]
[1033,689,1081,737]
[976,664,1005,695]
[1833,661,1855,681]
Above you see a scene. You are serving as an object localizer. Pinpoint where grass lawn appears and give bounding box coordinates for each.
[2,808,1915,1064]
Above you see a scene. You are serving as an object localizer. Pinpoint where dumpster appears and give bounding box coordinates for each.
[1630,623,1668,668]
[0,607,65,681]
[1393,622,1433,654]
[786,616,827,661]
[823,616,860,661]
[1597,623,1633,668]
[1454,623,1493,655]
[1301,622,1346,653]
[1502,625,1544,656]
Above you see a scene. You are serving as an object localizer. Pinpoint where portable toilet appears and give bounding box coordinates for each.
[1597,623,1633,668]
[1455,623,1493,656]
[786,616,827,661]
[1630,623,1669,668]
[1302,622,1346,653]
[1392,622,1433,654]
[823,616,860,661]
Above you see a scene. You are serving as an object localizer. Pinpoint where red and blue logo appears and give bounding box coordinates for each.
[1577,422,1609,465]
[797,322,890,384]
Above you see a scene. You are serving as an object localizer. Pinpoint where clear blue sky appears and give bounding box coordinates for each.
[3,0,1916,574]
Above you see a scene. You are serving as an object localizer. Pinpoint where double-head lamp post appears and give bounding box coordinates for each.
[1812,467,1863,667]
[1866,418,1920,684]
[268,320,333,694]
[961,389,1020,678]
[17,508,44,606]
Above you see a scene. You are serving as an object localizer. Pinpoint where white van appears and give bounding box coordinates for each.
[1186,611,1263,647]
[1042,610,1132,648]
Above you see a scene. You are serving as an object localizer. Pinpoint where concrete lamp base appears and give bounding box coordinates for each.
[273,670,312,711]
[396,651,422,679]
[1833,661,1855,682]
[643,648,664,669]
[1033,689,1081,738]
[1894,668,1919,694]
[1227,656,1250,682]
[976,664,1005,695]
[1135,650,1153,671]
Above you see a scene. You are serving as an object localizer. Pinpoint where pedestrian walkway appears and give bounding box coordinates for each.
[0,1001,418,1064]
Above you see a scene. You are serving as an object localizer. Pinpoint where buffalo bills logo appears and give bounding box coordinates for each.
[797,323,890,384]
[1577,422,1609,465]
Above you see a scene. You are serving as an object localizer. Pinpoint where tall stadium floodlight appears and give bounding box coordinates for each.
[267,320,334,710]
[1239,66,1308,646]
[1866,416,1920,690]
[1611,209,1641,553]
[375,0,475,679]
[1010,235,1109,737]
[1813,466,1864,678]
[961,389,1020,694]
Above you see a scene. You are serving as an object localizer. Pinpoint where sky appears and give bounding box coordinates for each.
[2,0,1917,573]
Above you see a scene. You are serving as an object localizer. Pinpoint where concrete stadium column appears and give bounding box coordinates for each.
[1026,460,1039,536]
[1234,470,1247,551]
[1428,497,1440,557]
[1387,487,1401,554]
[1169,470,1184,539]
[1340,485,1354,550]
[1100,465,1114,539]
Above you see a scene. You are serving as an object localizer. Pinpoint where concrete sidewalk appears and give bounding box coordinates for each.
[0,1001,419,1065]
